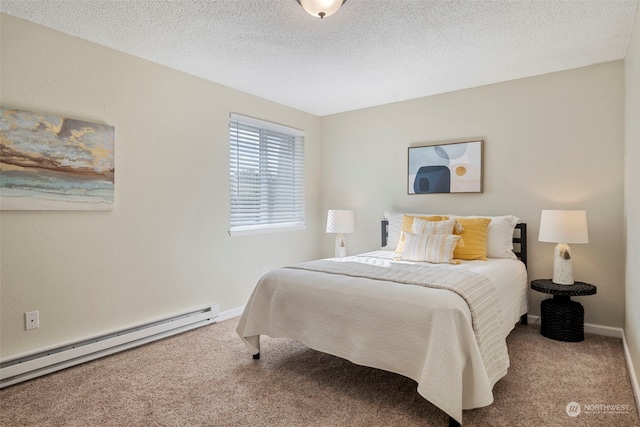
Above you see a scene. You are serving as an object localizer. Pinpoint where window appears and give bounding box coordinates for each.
[229,113,305,236]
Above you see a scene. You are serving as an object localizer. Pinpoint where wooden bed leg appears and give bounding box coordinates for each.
[448,416,461,427]
[252,352,260,360]
[520,313,528,325]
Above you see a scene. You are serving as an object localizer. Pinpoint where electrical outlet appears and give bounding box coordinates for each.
[25,310,39,330]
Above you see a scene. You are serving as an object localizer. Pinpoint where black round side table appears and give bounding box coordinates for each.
[530,279,597,342]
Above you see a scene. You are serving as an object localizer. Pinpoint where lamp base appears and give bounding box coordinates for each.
[552,242,574,285]
[334,233,347,258]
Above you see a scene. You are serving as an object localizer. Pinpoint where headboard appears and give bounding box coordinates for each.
[380,220,528,267]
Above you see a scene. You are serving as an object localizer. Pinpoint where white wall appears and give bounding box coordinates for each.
[624,4,640,391]
[0,14,323,356]
[321,62,626,328]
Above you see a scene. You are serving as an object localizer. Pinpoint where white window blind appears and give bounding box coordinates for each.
[229,113,305,235]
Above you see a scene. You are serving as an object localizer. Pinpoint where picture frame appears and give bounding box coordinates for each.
[408,140,483,194]
[0,107,115,210]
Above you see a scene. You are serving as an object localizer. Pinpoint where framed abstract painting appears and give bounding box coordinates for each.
[408,140,483,194]
[0,108,115,210]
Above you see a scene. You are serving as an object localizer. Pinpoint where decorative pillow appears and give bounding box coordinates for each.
[395,214,446,254]
[400,232,461,264]
[382,211,441,250]
[448,214,519,259]
[411,217,456,234]
[401,214,446,233]
[451,217,491,260]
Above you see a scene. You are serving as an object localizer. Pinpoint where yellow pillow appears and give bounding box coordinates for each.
[452,217,491,260]
[395,214,445,255]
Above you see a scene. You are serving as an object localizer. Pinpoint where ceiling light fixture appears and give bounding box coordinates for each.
[296,0,346,19]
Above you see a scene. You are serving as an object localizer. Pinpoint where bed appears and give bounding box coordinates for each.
[236,213,528,425]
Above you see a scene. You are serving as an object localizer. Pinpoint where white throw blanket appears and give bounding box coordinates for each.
[288,259,509,387]
[237,256,512,423]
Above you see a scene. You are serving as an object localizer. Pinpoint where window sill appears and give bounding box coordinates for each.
[229,223,306,237]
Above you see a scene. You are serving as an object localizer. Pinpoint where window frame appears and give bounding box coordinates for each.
[229,113,306,236]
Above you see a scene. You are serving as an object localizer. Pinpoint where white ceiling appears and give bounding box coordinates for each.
[1,1,638,116]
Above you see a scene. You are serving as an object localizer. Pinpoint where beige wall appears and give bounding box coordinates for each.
[321,62,626,328]
[0,14,323,356]
[625,4,640,393]
[0,12,631,361]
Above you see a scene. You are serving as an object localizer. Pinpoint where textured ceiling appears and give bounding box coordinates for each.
[1,1,638,116]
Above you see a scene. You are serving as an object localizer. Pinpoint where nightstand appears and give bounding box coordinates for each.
[530,279,597,342]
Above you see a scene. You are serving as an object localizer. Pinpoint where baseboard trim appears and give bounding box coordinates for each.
[1,305,219,388]
[622,331,640,415]
[583,322,624,338]
[525,315,623,338]
[218,306,244,322]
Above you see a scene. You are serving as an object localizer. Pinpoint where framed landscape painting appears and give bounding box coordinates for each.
[0,107,115,210]
[408,140,483,194]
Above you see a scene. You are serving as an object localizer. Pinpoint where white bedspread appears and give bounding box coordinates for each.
[236,251,528,423]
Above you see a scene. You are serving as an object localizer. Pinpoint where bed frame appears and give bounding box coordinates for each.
[252,221,529,427]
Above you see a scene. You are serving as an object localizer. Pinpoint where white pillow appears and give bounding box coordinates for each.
[400,232,461,264]
[382,211,439,250]
[447,215,520,259]
[383,212,403,250]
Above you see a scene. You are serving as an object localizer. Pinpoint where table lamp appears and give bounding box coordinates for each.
[326,209,354,258]
[538,209,589,285]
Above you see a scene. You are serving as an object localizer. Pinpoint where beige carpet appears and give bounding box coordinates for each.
[1,318,638,426]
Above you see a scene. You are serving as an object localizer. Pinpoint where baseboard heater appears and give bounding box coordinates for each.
[0,305,219,388]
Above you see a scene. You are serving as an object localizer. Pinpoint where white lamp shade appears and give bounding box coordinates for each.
[297,0,346,18]
[538,210,589,244]
[326,210,354,233]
